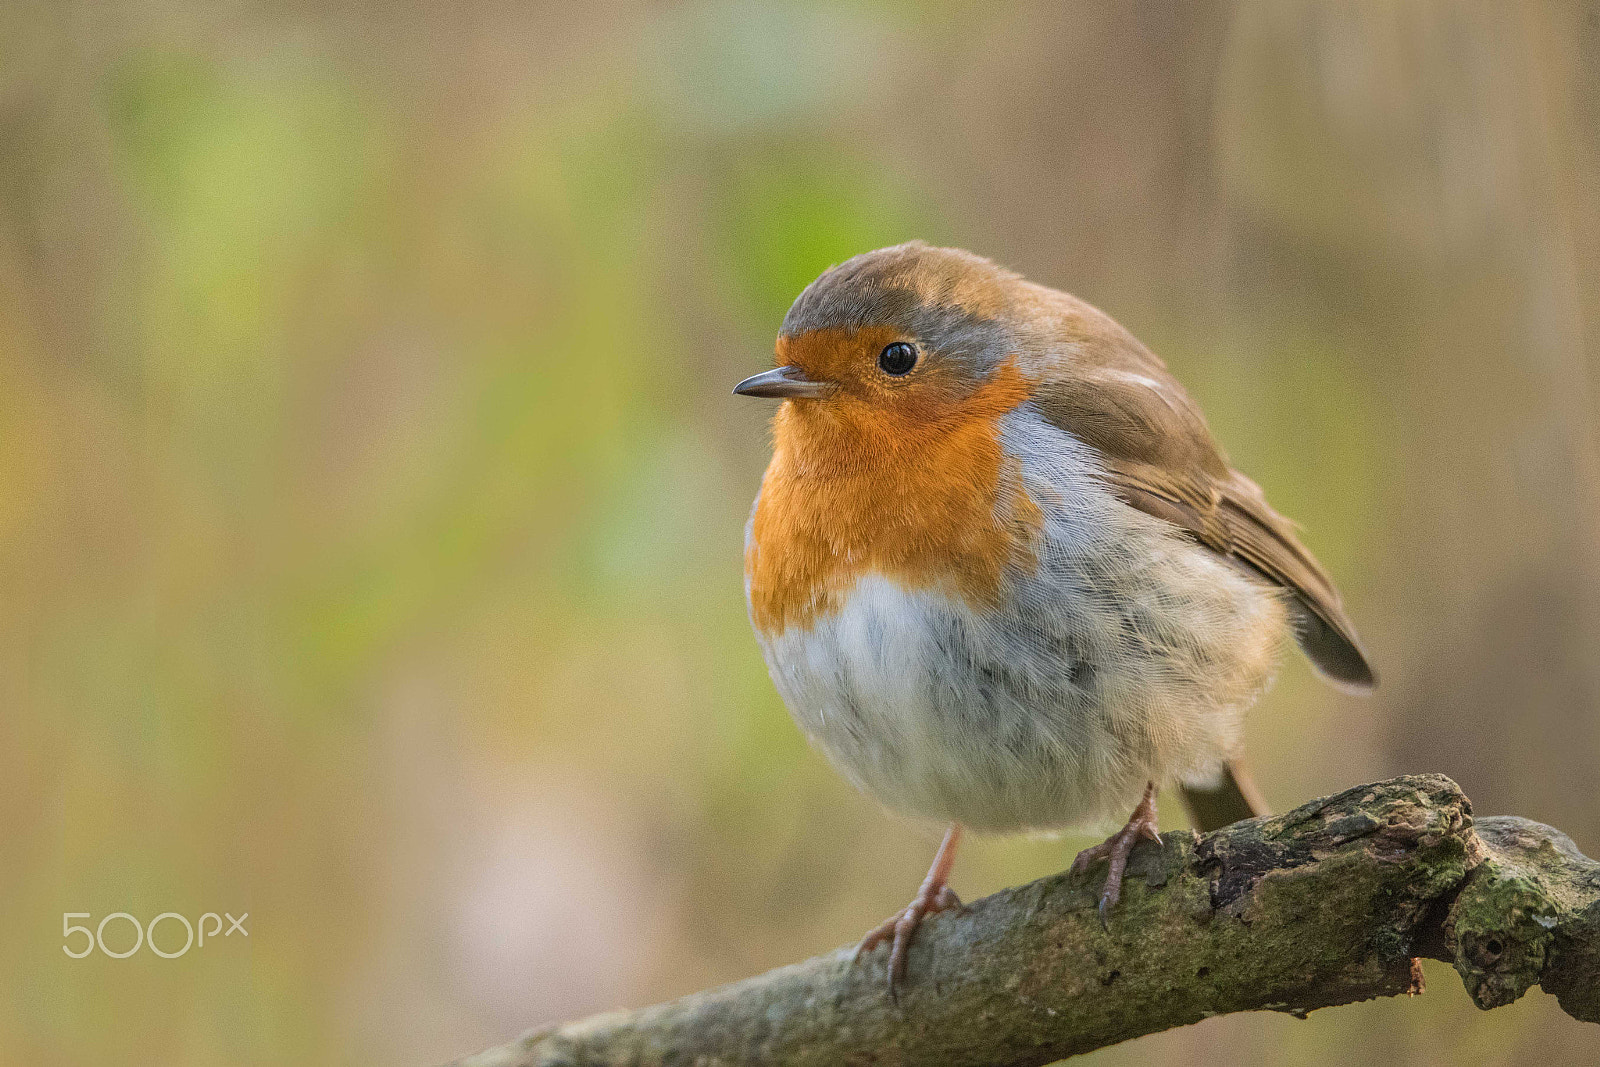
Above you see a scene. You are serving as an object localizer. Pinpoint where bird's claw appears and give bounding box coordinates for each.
[853,884,962,999]
[1072,786,1161,924]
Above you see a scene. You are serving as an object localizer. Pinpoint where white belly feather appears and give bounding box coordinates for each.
[750,407,1289,833]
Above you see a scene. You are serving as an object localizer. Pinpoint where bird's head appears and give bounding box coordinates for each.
[734,242,1032,446]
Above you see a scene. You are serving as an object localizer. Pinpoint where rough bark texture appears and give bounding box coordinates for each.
[449,775,1600,1067]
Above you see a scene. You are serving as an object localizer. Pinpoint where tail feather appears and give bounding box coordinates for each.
[1178,761,1267,833]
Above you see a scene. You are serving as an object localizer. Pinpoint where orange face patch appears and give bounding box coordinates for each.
[773,326,981,423]
[746,347,1041,634]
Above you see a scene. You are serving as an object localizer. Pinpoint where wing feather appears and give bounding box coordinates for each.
[1028,294,1375,689]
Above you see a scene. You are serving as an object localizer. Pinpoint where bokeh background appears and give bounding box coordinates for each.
[3,1,1599,1063]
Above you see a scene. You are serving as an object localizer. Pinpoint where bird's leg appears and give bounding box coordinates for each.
[1071,781,1161,922]
[855,824,963,995]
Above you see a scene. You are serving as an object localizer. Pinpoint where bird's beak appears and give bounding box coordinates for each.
[732,365,833,399]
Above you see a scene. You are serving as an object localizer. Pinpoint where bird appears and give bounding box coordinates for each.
[733,241,1374,993]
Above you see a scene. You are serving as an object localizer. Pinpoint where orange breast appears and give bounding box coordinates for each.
[746,361,1041,634]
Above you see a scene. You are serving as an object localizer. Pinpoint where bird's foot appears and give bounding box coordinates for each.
[1072,781,1161,923]
[854,882,962,997]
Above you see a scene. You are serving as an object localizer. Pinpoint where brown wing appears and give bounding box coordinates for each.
[1029,294,1376,690]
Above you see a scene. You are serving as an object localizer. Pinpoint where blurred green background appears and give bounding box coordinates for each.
[3,1,1599,1063]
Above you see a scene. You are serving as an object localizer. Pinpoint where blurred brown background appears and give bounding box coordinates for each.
[3,1,1598,1064]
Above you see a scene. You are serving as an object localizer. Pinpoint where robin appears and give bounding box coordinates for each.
[734,242,1374,992]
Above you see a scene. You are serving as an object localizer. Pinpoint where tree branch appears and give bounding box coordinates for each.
[448,775,1600,1067]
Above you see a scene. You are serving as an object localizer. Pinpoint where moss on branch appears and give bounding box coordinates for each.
[449,775,1600,1067]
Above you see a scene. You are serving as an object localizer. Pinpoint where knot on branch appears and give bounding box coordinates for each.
[1455,816,1600,1021]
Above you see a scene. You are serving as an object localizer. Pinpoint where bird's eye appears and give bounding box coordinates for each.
[877,341,918,376]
